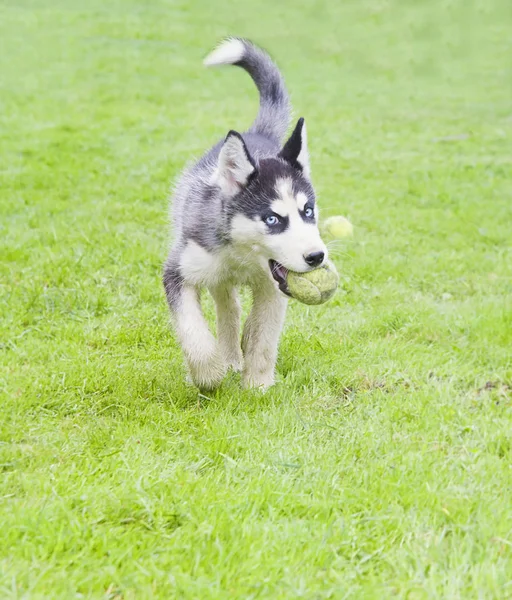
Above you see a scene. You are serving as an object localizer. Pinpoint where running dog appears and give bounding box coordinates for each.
[163,38,327,390]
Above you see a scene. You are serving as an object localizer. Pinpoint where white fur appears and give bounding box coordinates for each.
[180,237,266,289]
[242,279,287,388]
[204,38,245,67]
[230,214,266,244]
[271,185,308,215]
[270,199,289,217]
[296,191,308,211]
[173,286,226,389]
[297,121,311,179]
[209,285,244,372]
[180,240,218,285]
[273,178,296,214]
[177,241,286,389]
[212,135,255,197]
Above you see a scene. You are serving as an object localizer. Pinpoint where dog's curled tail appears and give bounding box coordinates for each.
[204,37,291,143]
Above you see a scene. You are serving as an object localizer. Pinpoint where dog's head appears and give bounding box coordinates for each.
[211,119,327,291]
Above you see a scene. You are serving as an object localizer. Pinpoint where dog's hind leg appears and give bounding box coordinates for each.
[209,285,244,372]
[163,257,226,390]
[242,282,287,389]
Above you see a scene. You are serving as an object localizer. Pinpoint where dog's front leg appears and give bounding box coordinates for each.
[210,285,244,372]
[174,286,227,389]
[164,261,226,389]
[242,283,287,389]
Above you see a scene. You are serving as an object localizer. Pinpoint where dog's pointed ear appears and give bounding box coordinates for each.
[213,131,257,196]
[278,118,310,179]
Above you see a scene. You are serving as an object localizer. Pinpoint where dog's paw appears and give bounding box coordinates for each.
[187,347,226,390]
[242,368,275,391]
[225,350,244,373]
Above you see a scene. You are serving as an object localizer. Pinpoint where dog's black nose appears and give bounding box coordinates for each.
[304,251,325,267]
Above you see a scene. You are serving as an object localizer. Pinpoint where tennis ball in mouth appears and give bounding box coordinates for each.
[321,215,353,238]
[286,260,339,305]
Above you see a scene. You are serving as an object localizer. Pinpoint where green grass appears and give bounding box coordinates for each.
[1,0,512,597]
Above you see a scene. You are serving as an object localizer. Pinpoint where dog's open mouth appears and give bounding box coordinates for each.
[269,260,291,296]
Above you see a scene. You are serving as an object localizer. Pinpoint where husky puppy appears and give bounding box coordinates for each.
[163,38,327,390]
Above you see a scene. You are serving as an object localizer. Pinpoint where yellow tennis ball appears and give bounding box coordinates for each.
[322,216,353,238]
[286,261,339,305]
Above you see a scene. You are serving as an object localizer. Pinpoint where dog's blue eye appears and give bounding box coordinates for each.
[265,215,279,226]
[304,207,314,218]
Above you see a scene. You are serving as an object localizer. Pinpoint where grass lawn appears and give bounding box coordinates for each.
[1,0,512,597]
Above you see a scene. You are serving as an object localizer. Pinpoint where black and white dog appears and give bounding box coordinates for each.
[163,38,328,390]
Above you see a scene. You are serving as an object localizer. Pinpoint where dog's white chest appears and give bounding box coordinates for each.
[179,240,269,288]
